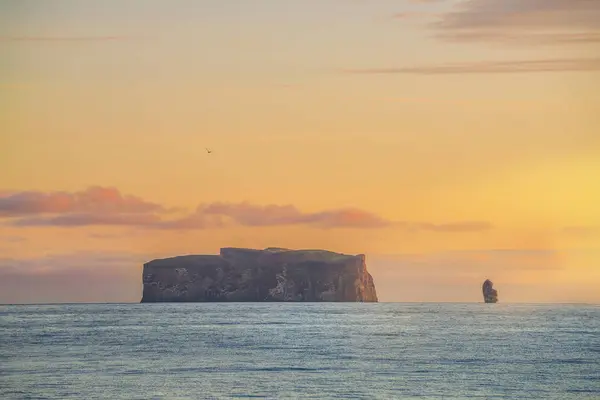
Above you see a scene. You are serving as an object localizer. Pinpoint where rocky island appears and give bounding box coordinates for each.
[141,247,378,302]
[482,279,498,303]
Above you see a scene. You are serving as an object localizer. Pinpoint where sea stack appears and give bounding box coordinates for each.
[141,247,378,302]
[482,279,498,303]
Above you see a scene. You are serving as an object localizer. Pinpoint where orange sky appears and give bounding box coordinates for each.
[1,0,599,303]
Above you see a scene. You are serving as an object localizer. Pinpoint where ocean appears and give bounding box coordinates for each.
[1,303,598,399]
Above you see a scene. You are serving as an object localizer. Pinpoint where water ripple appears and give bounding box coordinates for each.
[1,303,599,399]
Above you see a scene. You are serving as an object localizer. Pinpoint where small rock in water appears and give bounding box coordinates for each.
[482,279,498,303]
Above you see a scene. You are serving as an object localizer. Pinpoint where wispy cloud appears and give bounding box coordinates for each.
[344,58,600,74]
[197,202,392,229]
[436,31,600,45]
[12,213,163,227]
[429,0,600,45]
[375,1,600,79]
[0,187,491,232]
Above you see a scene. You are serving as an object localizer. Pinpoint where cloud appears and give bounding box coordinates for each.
[199,202,391,229]
[0,187,491,232]
[150,213,227,230]
[344,58,600,74]
[193,202,490,231]
[436,31,600,45]
[372,1,600,79]
[430,0,600,45]
[0,186,165,217]
[12,213,163,227]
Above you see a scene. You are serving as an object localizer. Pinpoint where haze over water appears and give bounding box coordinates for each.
[2,303,599,399]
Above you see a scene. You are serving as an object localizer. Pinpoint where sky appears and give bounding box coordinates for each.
[1,0,599,304]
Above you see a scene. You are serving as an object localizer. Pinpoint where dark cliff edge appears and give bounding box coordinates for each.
[141,247,378,302]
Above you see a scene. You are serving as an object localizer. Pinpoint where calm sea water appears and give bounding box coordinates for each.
[1,303,598,399]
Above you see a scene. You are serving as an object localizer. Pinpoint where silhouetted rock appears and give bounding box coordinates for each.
[482,279,498,303]
[141,247,378,302]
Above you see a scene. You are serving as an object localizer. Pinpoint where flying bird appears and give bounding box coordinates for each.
[206,148,212,154]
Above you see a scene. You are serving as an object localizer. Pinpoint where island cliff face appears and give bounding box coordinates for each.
[482,279,498,303]
[141,247,378,302]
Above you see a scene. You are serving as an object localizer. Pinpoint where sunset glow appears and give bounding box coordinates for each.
[2,0,599,303]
